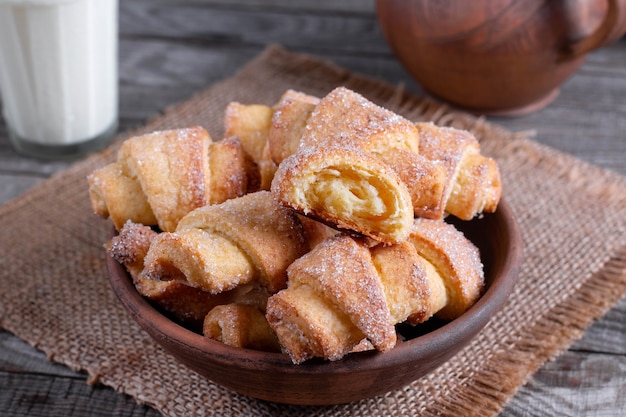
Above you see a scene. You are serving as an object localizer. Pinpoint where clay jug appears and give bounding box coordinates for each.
[376,0,626,115]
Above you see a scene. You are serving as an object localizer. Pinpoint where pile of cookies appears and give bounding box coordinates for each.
[89,87,500,363]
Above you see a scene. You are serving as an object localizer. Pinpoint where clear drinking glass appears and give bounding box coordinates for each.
[0,0,118,159]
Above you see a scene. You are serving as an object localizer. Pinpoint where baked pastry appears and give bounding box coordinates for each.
[88,162,157,230]
[266,234,397,363]
[88,127,254,232]
[299,86,420,155]
[297,214,338,249]
[141,228,256,294]
[115,126,213,232]
[264,88,500,221]
[142,191,310,294]
[203,303,281,352]
[416,122,501,220]
[96,87,500,361]
[268,87,453,226]
[370,239,447,326]
[408,218,484,320]
[268,89,320,165]
[224,102,276,190]
[266,218,484,363]
[375,148,447,219]
[224,103,274,165]
[300,87,453,220]
[107,220,264,329]
[271,145,415,244]
[208,136,259,201]
[106,220,158,282]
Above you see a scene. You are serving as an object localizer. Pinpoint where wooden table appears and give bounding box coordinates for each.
[1,1,625,415]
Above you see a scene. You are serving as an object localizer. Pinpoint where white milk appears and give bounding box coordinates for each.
[0,0,118,151]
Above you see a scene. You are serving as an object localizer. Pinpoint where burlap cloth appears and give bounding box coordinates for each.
[1,45,626,417]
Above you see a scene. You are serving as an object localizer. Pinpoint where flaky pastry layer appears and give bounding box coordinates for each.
[271,146,414,244]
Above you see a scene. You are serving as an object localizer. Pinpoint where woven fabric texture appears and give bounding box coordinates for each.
[1,45,626,417]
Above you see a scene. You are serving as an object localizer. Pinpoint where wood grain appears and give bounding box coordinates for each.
[0,0,624,415]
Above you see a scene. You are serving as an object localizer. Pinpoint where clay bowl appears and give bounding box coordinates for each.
[376,0,626,115]
[107,199,522,405]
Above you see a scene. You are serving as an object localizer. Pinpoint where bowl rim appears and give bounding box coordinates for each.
[107,198,522,375]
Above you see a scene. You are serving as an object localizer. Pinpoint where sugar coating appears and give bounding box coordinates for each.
[176,191,309,292]
[410,218,484,320]
[300,87,419,153]
[118,126,212,232]
[107,220,157,266]
[286,234,396,352]
[100,87,498,364]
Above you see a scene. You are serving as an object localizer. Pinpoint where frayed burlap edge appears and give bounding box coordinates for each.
[425,248,626,417]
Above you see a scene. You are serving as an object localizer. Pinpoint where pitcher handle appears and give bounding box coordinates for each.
[565,0,626,59]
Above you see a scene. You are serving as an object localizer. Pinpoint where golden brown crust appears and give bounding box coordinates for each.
[409,218,484,320]
[291,235,397,351]
[88,127,261,232]
[203,304,281,352]
[409,259,448,324]
[300,87,420,155]
[207,136,250,204]
[106,221,225,329]
[268,90,319,164]
[267,234,396,363]
[172,191,309,292]
[118,126,212,232]
[262,89,499,226]
[266,215,485,363]
[415,122,502,220]
[223,102,274,164]
[88,163,157,230]
[416,122,480,167]
[266,228,477,363]
[106,220,158,275]
[223,102,277,190]
[270,146,414,244]
[142,229,255,293]
[376,149,448,220]
[266,90,500,223]
[266,283,362,363]
[108,219,283,333]
[370,241,433,324]
[446,152,502,219]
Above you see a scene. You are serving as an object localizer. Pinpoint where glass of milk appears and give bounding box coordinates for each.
[0,0,118,159]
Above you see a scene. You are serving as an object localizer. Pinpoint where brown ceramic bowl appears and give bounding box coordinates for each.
[107,199,522,405]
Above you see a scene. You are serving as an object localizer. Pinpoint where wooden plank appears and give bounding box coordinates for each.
[119,1,385,53]
[0,330,159,416]
[0,371,159,417]
[571,296,626,355]
[0,331,79,377]
[485,40,626,177]
[502,349,626,416]
[135,0,377,15]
